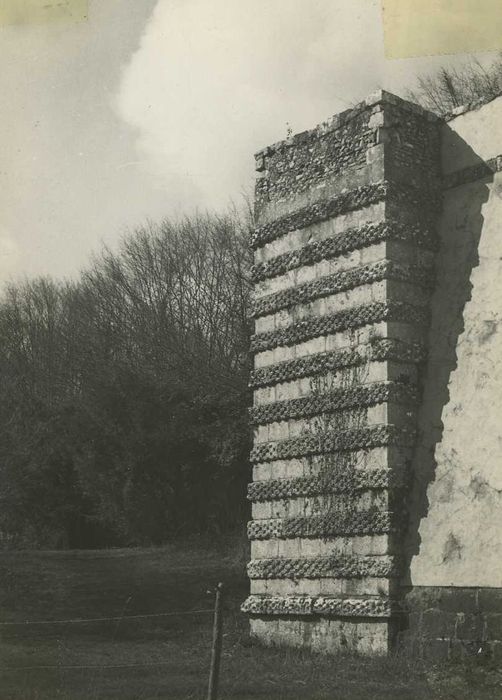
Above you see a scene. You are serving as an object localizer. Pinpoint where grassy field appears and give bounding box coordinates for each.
[0,535,501,700]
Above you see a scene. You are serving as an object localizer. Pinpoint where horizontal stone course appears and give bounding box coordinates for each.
[250,339,426,388]
[255,280,431,335]
[247,554,398,579]
[253,361,416,405]
[250,424,416,464]
[252,220,437,283]
[252,489,389,520]
[250,381,417,427]
[252,259,434,319]
[252,181,437,250]
[247,468,398,502]
[242,594,394,618]
[251,534,393,559]
[247,509,394,540]
[252,445,413,482]
[254,321,425,369]
[250,301,429,354]
[249,617,390,654]
[250,576,397,597]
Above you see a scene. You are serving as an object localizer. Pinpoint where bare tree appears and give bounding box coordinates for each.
[408,55,502,116]
[0,208,253,548]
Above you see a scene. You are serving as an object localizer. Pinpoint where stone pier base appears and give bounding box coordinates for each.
[250,617,392,654]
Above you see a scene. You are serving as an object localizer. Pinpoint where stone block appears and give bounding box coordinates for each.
[384,321,424,343]
[354,621,390,655]
[252,502,273,519]
[280,538,301,558]
[386,362,418,385]
[341,577,392,596]
[250,618,390,655]
[386,279,430,306]
[254,424,269,444]
[352,535,392,555]
[483,613,502,641]
[254,349,275,369]
[254,386,276,405]
[250,580,267,594]
[295,335,326,357]
[273,345,294,363]
[421,610,454,639]
[249,618,280,644]
[439,588,479,615]
[251,539,279,559]
[266,421,286,442]
[478,588,502,614]
[285,459,305,478]
[267,460,288,479]
[366,143,385,166]
[453,612,486,642]
[252,463,271,481]
[318,578,344,595]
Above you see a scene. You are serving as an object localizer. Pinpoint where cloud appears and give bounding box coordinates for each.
[115,0,384,213]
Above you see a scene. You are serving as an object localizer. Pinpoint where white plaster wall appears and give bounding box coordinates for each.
[410,97,502,587]
[442,96,502,175]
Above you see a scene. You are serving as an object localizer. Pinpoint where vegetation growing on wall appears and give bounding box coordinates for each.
[0,211,253,548]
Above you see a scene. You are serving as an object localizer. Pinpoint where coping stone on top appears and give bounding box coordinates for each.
[254,90,442,164]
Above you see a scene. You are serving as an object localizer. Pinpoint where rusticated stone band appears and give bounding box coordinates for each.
[252,220,437,283]
[247,468,399,502]
[252,182,389,249]
[249,338,426,389]
[252,180,438,250]
[250,301,429,354]
[241,594,395,618]
[250,381,417,426]
[252,259,434,319]
[247,554,398,579]
[250,424,416,464]
[247,509,394,540]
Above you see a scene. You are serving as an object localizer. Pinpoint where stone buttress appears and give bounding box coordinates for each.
[241,91,441,653]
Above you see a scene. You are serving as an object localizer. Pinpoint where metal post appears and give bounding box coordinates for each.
[207,582,224,700]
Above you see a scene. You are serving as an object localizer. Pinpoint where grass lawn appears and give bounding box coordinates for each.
[0,535,501,699]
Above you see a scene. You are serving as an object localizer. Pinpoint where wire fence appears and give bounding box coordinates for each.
[0,608,214,627]
[3,661,176,671]
[1,608,214,671]
[1,590,225,697]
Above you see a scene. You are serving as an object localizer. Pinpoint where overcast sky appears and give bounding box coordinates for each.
[0,0,496,285]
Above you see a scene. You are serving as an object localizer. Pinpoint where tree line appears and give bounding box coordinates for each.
[3,57,495,550]
[0,212,252,548]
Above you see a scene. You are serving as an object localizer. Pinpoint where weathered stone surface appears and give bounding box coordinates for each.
[407,97,502,595]
[249,617,391,655]
[400,586,502,656]
[244,92,502,658]
[245,91,447,655]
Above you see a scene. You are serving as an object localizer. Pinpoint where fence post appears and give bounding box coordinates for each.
[207,582,224,700]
